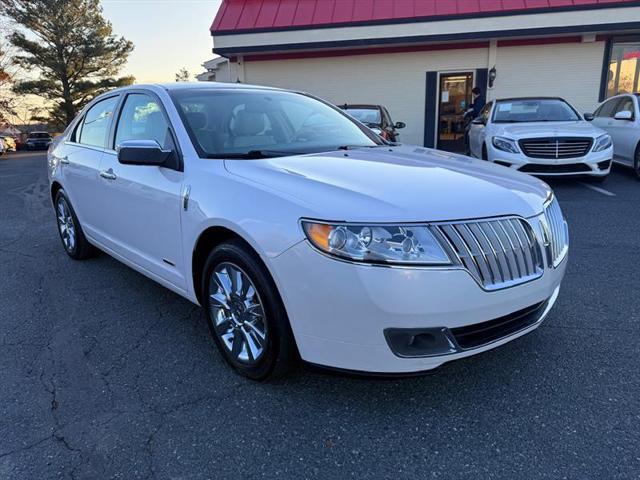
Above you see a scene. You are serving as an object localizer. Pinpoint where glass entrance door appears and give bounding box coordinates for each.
[437,72,473,152]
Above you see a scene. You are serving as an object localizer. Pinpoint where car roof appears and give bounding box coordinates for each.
[109,82,286,95]
[606,93,639,99]
[89,82,299,108]
[494,97,567,102]
[340,104,382,109]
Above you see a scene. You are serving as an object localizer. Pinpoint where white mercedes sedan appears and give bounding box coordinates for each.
[587,93,640,179]
[48,83,568,380]
[468,97,613,179]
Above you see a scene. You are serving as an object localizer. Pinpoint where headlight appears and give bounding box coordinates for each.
[302,221,452,265]
[492,136,520,154]
[592,134,612,152]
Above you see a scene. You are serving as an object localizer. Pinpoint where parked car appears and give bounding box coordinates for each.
[0,137,5,156]
[48,83,568,380]
[2,136,17,152]
[340,104,405,141]
[25,131,53,150]
[468,97,613,180]
[585,93,640,179]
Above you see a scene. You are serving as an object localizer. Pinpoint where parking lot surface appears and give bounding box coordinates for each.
[1,152,639,479]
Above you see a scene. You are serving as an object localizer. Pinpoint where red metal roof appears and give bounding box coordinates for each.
[211,0,637,34]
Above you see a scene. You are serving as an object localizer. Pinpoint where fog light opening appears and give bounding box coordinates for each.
[385,327,458,358]
[494,160,512,168]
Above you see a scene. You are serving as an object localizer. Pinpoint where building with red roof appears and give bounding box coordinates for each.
[208,0,640,148]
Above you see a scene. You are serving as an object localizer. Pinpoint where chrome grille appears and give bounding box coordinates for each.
[431,218,543,291]
[543,197,569,267]
[519,137,593,159]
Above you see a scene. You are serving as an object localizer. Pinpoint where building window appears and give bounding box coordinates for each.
[607,40,640,97]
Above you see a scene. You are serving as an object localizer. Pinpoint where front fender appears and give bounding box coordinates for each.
[181,158,309,301]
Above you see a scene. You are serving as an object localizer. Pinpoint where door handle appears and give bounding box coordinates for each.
[99,169,117,180]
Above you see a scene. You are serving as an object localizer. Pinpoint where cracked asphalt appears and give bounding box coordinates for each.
[1,152,639,479]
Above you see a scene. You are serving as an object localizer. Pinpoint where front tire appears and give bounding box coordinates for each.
[482,144,488,161]
[634,146,640,180]
[54,190,96,260]
[202,240,297,380]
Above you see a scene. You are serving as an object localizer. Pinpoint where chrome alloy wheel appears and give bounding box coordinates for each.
[208,262,268,364]
[56,197,76,252]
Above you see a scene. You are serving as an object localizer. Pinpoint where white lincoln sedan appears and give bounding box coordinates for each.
[468,97,613,179]
[48,83,568,379]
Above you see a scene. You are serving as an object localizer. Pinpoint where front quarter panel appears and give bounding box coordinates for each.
[181,157,311,301]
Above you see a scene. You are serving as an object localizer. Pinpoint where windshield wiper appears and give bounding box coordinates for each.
[206,150,303,159]
[206,146,382,159]
[337,144,381,150]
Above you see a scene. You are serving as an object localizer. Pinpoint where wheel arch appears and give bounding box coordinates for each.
[50,180,63,203]
[191,225,268,306]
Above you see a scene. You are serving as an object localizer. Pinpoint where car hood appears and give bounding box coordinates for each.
[224,145,551,223]
[496,121,605,139]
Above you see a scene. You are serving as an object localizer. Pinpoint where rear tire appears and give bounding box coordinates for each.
[54,190,97,260]
[202,239,297,380]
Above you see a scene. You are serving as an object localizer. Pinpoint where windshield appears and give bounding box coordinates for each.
[343,107,382,125]
[170,89,382,158]
[29,132,51,139]
[493,99,580,123]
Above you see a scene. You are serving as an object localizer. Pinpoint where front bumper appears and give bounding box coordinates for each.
[488,144,612,177]
[269,221,566,374]
[26,142,51,150]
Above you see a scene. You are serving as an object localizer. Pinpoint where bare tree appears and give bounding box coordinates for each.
[175,68,191,82]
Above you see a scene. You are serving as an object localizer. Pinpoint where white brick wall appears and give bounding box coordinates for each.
[240,41,606,146]
[243,49,489,146]
[493,41,605,115]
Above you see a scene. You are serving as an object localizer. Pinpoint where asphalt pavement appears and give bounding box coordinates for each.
[1,152,638,479]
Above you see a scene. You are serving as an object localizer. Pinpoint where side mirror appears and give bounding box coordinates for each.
[394,121,406,129]
[583,113,595,121]
[471,117,485,125]
[614,110,634,121]
[117,140,174,166]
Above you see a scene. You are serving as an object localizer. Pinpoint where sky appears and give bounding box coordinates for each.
[100,0,222,83]
[2,0,222,124]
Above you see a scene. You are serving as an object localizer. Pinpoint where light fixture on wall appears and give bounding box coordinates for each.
[488,66,497,88]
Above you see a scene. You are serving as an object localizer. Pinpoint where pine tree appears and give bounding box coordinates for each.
[0,0,135,127]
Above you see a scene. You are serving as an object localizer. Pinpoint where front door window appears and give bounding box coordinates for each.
[437,72,473,152]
